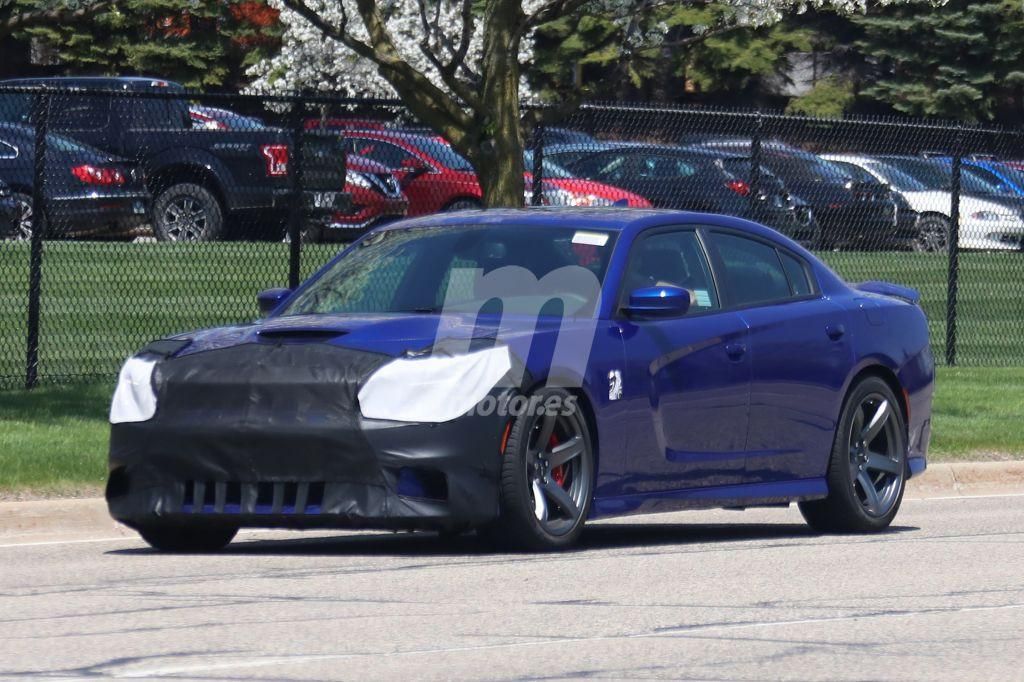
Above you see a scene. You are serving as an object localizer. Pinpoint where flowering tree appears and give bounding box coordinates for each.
[251,0,924,206]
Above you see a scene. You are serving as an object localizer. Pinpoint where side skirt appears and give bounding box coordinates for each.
[589,478,828,519]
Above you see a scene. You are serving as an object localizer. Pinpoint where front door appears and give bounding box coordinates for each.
[616,229,751,493]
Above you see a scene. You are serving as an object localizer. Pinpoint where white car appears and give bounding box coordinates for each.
[823,153,1024,251]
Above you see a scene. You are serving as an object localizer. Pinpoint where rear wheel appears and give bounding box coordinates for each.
[137,522,238,553]
[799,376,907,532]
[490,389,594,551]
[6,192,38,241]
[152,183,224,242]
[912,215,949,253]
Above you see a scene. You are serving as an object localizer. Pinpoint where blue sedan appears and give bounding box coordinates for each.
[107,208,934,551]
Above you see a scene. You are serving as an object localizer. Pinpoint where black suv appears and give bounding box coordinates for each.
[0,77,348,241]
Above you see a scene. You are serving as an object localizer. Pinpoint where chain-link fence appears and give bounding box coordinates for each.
[2,85,1024,389]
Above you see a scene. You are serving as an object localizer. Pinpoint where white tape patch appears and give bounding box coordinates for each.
[571,230,609,247]
[109,357,158,424]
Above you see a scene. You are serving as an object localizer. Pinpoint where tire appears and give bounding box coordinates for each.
[137,522,238,553]
[799,376,908,533]
[912,215,949,253]
[6,192,40,241]
[152,183,224,242]
[444,198,481,212]
[489,388,594,551]
[281,223,323,244]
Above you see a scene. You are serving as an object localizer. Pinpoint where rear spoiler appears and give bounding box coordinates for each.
[854,281,921,305]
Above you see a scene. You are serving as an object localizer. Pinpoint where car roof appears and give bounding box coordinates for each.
[0,76,185,92]
[370,207,786,239]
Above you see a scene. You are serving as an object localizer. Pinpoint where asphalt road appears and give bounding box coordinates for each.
[2,494,1023,680]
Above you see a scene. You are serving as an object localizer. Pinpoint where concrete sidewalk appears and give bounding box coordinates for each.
[1,461,1022,546]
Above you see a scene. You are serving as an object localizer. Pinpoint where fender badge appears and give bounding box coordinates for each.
[608,370,623,401]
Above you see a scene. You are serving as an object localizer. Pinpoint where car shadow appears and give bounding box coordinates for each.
[107,522,919,558]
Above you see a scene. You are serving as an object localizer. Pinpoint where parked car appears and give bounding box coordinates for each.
[820,157,924,251]
[824,154,1024,252]
[312,154,407,241]
[927,156,1024,198]
[107,208,934,551]
[342,130,482,214]
[523,150,652,208]
[690,139,911,249]
[874,155,1024,250]
[556,143,820,245]
[0,77,349,241]
[0,179,18,239]
[0,123,149,240]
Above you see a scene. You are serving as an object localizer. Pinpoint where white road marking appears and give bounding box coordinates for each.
[112,602,1024,678]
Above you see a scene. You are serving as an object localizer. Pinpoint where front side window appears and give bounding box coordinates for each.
[707,232,792,307]
[620,230,719,312]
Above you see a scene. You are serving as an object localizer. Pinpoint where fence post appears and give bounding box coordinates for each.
[531,120,545,207]
[749,113,763,215]
[287,99,306,290]
[25,90,50,390]
[946,128,962,367]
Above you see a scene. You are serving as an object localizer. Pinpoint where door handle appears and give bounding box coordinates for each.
[725,343,746,360]
[826,324,846,341]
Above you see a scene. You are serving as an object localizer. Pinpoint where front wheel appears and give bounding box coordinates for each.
[799,376,907,533]
[137,522,238,553]
[489,389,594,551]
[443,198,481,212]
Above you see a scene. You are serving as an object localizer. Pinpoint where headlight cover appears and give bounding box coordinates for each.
[358,346,512,423]
[109,356,159,424]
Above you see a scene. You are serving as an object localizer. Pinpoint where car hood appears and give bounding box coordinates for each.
[545,178,652,206]
[174,312,598,373]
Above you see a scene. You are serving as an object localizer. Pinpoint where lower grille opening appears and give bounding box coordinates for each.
[224,482,242,513]
[255,482,275,513]
[307,481,325,513]
[396,467,448,501]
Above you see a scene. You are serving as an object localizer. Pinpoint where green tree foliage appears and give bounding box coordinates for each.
[12,0,282,89]
[785,76,855,117]
[855,0,1024,122]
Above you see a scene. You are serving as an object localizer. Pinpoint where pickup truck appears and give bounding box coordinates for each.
[0,77,348,241]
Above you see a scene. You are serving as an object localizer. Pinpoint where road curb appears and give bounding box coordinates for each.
[0,462,1021,545]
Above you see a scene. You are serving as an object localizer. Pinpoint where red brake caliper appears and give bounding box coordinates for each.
[548,433,567,487]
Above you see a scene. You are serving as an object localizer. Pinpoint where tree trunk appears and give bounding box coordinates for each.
[471,0,526,208]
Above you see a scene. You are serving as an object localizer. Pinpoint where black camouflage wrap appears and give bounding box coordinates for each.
[107,340,508,531]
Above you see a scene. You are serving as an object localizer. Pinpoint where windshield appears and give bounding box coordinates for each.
[864,162,929,191]
[282,224,618,318]
[523,150,575,179]
[885,158,1002,194]
[411,137,474,171]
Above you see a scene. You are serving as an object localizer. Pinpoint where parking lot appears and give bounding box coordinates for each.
[2,493,1021,680]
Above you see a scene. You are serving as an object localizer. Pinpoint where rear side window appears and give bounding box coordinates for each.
[707,232,791,307]
[779,251,813,296]
[49,95,110,131]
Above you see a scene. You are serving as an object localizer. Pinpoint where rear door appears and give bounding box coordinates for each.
[703,230,853,483]
[616,228,751,493]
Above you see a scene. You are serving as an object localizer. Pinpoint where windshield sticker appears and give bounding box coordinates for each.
[572,231,609,247]
[694,289,712,307]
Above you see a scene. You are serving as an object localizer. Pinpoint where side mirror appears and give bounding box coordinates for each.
[257,287,292,317]
[623,286,692,318]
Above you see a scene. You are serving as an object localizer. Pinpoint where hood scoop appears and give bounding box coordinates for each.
[256,327,349,344]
